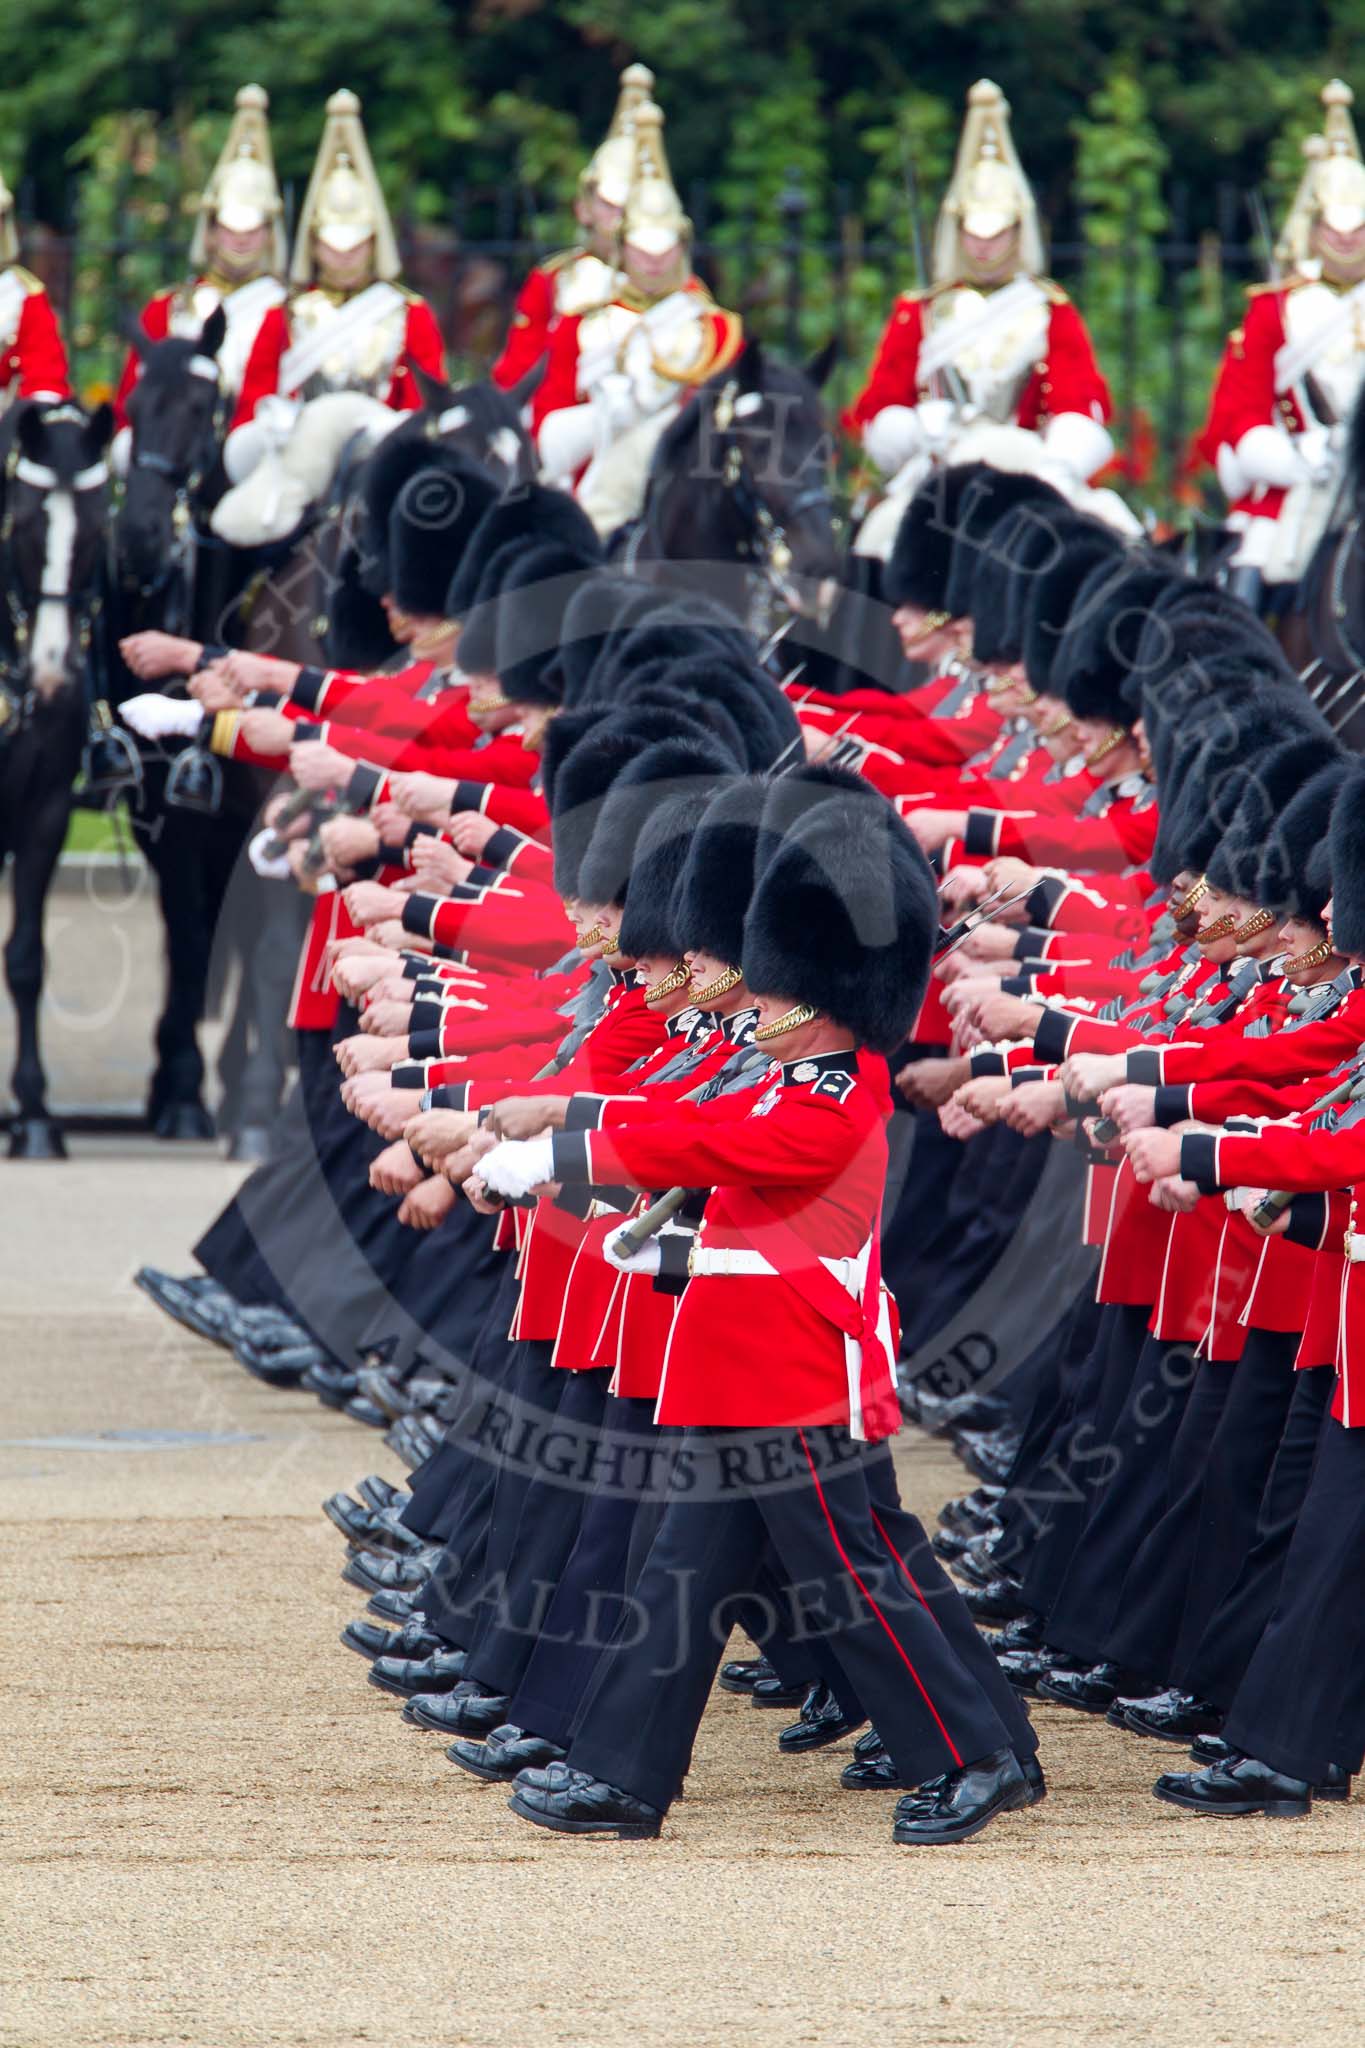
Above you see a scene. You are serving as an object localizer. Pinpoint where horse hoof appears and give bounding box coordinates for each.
[227,1125,272,1164]
[152,1101,216,1142]
[8,1117,67,1161]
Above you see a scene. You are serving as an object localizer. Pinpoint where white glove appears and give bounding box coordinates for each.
[537,402,599,482]
[594,370,641,437]
[1235,424,1312,491]
[1295,425,1335,484]
[862,404,922,474]
[120,693,205,741]
[479,1135,556,1201]
[1041,410,1114,483]
[248,827,293,881]
[602,1232,663,1275]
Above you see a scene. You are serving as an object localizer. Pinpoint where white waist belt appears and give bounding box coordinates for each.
[1345,1231,1365,1264]
[687,1244,857,1288]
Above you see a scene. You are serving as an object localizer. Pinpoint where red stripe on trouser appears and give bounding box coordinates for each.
[870,1507,941,1628]
[798,1429,963,1769]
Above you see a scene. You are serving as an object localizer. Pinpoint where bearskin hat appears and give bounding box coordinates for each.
[556,574,678,706]
[742,782,939,1051]
[323,546,399,670]
[357,436,496,597]
[443,481,601,620]
[1328,760,1365,955]
[467,540,598,704]
[1205,736,1342,899]
[1021,526,1126,695]
[1054,552,1186,727]
[674,775,769,966]
[619,789,721,961]
[942,468,1072,622]
[883,462,991,613]
[576,734,737,910]
[969,501,1078,665]
[387,465,501,616]
[547,708,716,898]
[1256,758,1350,920]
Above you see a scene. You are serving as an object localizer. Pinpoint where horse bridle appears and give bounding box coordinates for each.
[0,458,104,730]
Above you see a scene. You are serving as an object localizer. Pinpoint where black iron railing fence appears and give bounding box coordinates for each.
[17,170,1271,521]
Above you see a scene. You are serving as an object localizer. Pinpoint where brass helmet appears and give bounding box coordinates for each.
[583,61,655,208]
[191,85,285,275]
[0,162,16,267]
[291,88,400,285]
[1279,80,1365,266]
[932,79,1044,284]
[621,101,690,260]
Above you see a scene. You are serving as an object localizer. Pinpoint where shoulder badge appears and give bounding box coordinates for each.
[811,1069,855,1104]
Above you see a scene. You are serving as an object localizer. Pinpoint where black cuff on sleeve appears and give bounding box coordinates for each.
[408,998,443,1037]
[196,641,228,667]
[429,1083,470,1110]
[551,1130,592,1184]
[483,826,523,870]
[1031,1007,1072,1064]
[407,1030,442,1060]
[292,721,324,743]
[1153,1084,1191,1127]
[1126,1048,1162,1085]
[253,688,284,709]
[345,762,383,811]
[1284,1193,1328,1250]
[969,1050,1008,1078]
[452,780,489,812]
[401,894,436,938]
[430,944,468,965]
[564,1095,607,1132]
[1180,1131,1222,1194]
[292,666,328,713]
[963,810,997,859]
[1026,876,1066,927]
[1000,974,1036,996]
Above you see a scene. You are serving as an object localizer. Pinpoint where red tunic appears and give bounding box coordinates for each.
[0,272,70,404]
[844,287,1110,438]
[1196,285,1310,523]
[230,293,446,426]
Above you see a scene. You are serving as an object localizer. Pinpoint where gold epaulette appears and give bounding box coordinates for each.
[542,246,587,277]
[7,265,42,298]
[898,282,953,306]
[1246,278,1295,297]
[1037,276,1071,306]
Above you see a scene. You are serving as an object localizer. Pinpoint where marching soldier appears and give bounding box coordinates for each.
[1200,79,1365,606]
[845,79,1114,556]
[112,86,286,437]
[490,62,654,392]
[0,160,71,407]
[228,89,446,456]
[534,101,744,536]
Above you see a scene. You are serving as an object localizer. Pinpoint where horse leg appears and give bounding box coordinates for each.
[5,780,72,1159]
[136,775,217,1138]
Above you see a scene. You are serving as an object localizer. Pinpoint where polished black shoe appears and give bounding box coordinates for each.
[997,1647,1077,1696]
[841,1748,905,1790]
[1120,1690,1223,1744]
[892,1747,1032,1845]
[981,1613,1045,1654]
[304,1363,359,1408]
[368,1646,468,1698]
[356,1474,407,1515]
[937,1484,1006,1537]
[748,1673,810,1710]
[233,1303,311,1349]
[231,1336,319,1386]
[1184,1737,1350,1801]
[952,1536,1008,1589]
[1153,1754,1312,1817]
[446,1723,567,1783]
[402,1681,510,1735]
[1020,1756,1047,1806]
[1036,1661,1134,1714]
[344,1394,390,1428]
[322,1492,420,1555]
[957,1427,1023,1485]
[366,1585,424,1624]
[932,1521,1002,1564]
[340,1613,439,1662]
[134,1266,235,1343]
[776,1682,867,1754]
[508,1761,663,1839]
[341,1546,434,1596]
[961,1575,1028,1623]
[718,1656,775,1694]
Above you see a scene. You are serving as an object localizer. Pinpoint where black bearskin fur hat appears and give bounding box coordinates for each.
[1021,527,1125,694]
[1205,736,1342,899]
[675,775,769,965]
[1257,758,1350,920]
[619,789,721,960]
[1328,760,1365,956]
[443,481,601,620]
[576,734,737,910]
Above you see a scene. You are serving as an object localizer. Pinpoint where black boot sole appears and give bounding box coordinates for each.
[506,1793,662,1840]
[1152,1784,1310,1818]
[893,1785,1032,1846]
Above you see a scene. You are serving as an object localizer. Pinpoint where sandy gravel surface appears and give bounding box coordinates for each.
[3,1142,1364,2048]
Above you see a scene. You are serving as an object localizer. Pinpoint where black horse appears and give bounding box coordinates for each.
[1275,384,1365,752]
[107,305,273,1140]
[621,339,841,632]
[0,397,113,1157]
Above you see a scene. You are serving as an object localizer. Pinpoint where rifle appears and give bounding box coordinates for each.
[1248,1069,1365,1231]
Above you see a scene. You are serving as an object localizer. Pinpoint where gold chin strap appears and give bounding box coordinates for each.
[691,965,742,1006]
[905,609,952,646]
[1173,874,1209,922]
[1197,912,1239,948]
[753,1001,819,1043]
[1233,907,1276,945]
[1039,710,1073,740]
[1084,726,1130,770]
[643,960,692,1005]
[599,932,621,956]
[578,923,605,949]
[1285,935,1334,975]
[469,690,510,715]
[985,675,1036,705]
